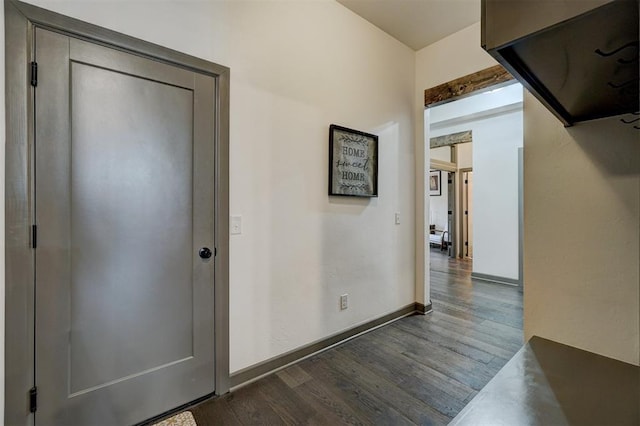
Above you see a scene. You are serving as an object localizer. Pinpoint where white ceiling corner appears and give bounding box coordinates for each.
[336,0,481,51]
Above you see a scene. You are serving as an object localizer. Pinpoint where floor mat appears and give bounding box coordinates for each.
[153,411,197,426]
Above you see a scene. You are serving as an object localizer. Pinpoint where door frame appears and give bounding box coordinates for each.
[445,171,456,258]
[459,167,473,259]
[4,1,230,424]
[422,65,519,306]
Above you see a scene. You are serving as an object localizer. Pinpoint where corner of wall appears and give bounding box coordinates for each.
[523,91,640,366]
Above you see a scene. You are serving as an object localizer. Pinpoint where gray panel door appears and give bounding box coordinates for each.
[34,28,215,425]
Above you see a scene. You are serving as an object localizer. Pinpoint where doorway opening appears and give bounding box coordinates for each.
[426,80,524,291]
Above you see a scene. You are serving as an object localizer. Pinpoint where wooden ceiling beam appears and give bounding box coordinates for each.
[424,64,514,107]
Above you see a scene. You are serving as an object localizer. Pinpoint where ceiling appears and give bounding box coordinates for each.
[336,0,481,51]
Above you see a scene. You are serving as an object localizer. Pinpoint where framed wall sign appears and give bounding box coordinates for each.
[429,170,441,196]
[329,124,378,197]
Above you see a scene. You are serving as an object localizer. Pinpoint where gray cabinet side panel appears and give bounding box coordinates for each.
[483,0,612,49]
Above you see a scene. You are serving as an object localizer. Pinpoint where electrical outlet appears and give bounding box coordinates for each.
[340,294,348,310]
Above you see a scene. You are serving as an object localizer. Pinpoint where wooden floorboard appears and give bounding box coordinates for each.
[189,248,523,425]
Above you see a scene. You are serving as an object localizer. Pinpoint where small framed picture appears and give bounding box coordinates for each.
[329,124,378,197]
[429,170,441,196]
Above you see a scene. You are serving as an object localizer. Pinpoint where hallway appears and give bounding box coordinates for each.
[429,246,473,276]
[186,251,523,425]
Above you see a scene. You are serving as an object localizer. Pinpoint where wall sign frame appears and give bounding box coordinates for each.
[328,124,378,197]
[429,170,442,196]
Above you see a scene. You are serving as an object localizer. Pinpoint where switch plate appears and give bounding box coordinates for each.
[340,294,348,310]
[231,215,242,235]
[395,212,401,225]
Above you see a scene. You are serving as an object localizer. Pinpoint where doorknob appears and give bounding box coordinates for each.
[199,247,213,259]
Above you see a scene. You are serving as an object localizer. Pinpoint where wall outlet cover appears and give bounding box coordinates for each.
[231,215,242,235]
[340,294,348,310]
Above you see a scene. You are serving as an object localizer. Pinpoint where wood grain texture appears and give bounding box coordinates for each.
[229,303,417,387]
[189,248,523,425]
[430,130,472,148]
[424,65,514,107]
[4,3,36,425]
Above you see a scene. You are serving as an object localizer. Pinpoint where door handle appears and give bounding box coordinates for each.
[199,247,213,259]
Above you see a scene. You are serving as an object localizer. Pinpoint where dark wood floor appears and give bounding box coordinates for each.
[189,249,523,425]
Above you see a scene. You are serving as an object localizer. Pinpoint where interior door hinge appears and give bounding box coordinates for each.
[30,62,38,87]
[29,387,37,413]
[32,225,37,249]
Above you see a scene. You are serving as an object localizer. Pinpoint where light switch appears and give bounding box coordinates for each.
[231,215,242,235]
[395,212,401,225]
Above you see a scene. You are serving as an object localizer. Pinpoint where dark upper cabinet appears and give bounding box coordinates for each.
[482,0,638,126]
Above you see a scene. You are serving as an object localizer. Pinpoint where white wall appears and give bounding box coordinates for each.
[524,92,639,366]
[471,111,521,279]
[430,85,523,280]
[431,146,451,162]
[4,0,416,384]
[429,147,449,231]
[415,22,498,306]
[457,142,472,169]
[428,176,447,230]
